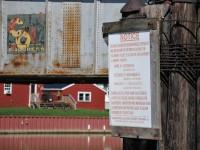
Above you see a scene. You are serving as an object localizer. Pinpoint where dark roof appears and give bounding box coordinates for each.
[44,84,69,89]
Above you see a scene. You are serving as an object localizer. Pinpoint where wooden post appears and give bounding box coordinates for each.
[163,2,197,150]
[165,73,196,150]
[197,2,200,150]
[123,138,157,150]
[197,79,200,150]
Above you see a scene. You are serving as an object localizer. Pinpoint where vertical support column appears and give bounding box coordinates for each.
[1,0,6,70]
[166,2,197,150]
[44,0,50,73]
[45,0,51,73]
[197,77,200,150]
[94,0,101,74]
[0,0,2,70]
[159,5,171,150]
[197,1,200,150]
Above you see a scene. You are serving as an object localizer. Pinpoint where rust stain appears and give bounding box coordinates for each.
[31,53,36,59]
[98,69,108,75]
[11,54,28,68]
[47,70,73,75]
[0,72,15,75]
[62,3,81,68]
[39,55,43,62]
[53,60,61,68]
[47,68,94,75]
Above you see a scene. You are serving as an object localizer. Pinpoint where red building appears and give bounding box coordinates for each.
[41,84,107,110]
[0,83,42,107]
[0,83,107,110]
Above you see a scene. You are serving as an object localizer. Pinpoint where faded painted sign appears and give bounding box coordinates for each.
[7,13,45,54]
[109,31,152,128]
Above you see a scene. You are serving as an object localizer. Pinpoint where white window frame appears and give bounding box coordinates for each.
[78,92,91,102]
[4,83,12,94]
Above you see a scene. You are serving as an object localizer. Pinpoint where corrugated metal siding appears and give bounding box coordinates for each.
[0,0,126,76]
[0,116,110,133]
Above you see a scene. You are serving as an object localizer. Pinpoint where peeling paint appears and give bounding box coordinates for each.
[11,54,29,67]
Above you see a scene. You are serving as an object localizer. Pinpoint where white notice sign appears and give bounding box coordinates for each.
[109,31,152,128]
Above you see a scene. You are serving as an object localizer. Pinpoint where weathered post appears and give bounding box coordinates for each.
[164,1,197,150]
[197,1,200,150]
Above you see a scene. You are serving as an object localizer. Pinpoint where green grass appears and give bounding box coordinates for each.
[0,107,109,117]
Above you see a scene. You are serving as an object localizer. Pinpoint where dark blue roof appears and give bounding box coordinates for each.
[44,84,69,89]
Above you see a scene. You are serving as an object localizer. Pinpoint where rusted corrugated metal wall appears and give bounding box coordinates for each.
[0,116,110,133]
[0,0,126,78]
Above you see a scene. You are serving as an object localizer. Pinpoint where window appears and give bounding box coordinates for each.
[78,92,91,102]
[4,83,12,94]
[31,84,36,94]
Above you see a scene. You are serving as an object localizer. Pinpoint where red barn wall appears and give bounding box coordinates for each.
[0,84,30,107]
[62,84,105,110]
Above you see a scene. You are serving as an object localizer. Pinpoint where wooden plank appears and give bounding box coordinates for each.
[150,29,161,131]
[103,18,157,35]
[111,126,160,140]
